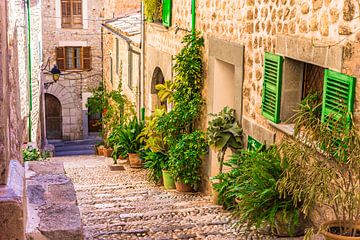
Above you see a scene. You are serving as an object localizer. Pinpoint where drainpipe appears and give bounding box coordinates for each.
[26,0,33,142]
[141,1,145,120]
[191,0,195,35]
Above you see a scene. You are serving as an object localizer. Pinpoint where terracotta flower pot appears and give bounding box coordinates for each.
[175,181,194,192]
[97,145,104,156]
[273,211,306,237]
[162,170,175,189]
[105,148,113,157]
[129,153,142,168]
[322,221,360,240]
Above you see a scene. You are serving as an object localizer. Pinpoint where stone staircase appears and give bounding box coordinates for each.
[49,138,102,157]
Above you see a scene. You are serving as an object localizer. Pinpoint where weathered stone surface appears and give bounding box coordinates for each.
[343,0,355,21]
[312,0,323,11]
[26,160,83,240]
[339,24,352,35]
[301,3,310,14]
[329,8,339,23]
[320,12,329,36]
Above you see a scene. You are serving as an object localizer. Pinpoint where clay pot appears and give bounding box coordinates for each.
[273,211,306,237]
[175,181,194,192]
[129,153,142,168]
[322,221,360,240]
[162,170,175,189]
[97,145,104,156]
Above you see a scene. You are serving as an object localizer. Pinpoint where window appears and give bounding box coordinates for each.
[61,0,83,28]
[261,52,356,128]
[56,46,91,71]
[162,0,172,27]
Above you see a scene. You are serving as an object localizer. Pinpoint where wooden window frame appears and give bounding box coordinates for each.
[61,0,83,29]
[56,46,91,71]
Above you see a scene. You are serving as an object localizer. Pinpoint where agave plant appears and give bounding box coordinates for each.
[206,107,243,174]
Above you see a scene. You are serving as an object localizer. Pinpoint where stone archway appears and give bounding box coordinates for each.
[151,67,166,112]
[45,83,77,140]
[45,93,62,139]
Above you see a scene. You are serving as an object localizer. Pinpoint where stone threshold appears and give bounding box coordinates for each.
[25,160,84,240]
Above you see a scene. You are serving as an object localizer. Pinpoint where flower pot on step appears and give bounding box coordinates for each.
[322,221,360,240]
[129,153,142,168]
[162,170,175,189]
[175,181,194,192]
[98,145,104,156]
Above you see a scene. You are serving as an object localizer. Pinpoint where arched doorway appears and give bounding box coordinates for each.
[45,93,62,139]
[87,97,102,133]
[151,67,166,111]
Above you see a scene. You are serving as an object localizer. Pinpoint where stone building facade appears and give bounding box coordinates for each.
[0,0,30,239]
[41,0,104,141]
[102,12,142,116]
[143,0,360,193]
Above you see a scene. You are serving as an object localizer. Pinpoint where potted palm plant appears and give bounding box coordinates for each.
[277,93,360,240]
[117,118,144,168]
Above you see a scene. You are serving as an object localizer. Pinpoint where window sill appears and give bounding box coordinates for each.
[147,22,170,32]
[268,121,295,136]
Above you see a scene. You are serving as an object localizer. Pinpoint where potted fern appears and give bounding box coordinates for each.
[277,93,360,240]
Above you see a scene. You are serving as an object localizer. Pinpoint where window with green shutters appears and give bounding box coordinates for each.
[261,52,283,124]
[321,69,356,126]
[162,0,172,27]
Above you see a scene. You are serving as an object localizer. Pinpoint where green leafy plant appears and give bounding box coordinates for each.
[23,146,49,161]
[143,0,162,22]
[213,147,303,235]
[115,118,145,157]
[168,131,207,189]
[155,80,175,104]
[207,107,243,174]
[142,150,168,183]
[277,92,360,238]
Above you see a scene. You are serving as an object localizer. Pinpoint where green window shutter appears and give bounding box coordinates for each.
[261,52,283,123]
[321,69,356,125]
[247,136,263,152]
[162,0,172,27]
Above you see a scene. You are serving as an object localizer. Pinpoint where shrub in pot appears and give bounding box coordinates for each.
[116,118,144,168]
[277,93,360,240]
[213,146,305,236]
[168,131,207,192]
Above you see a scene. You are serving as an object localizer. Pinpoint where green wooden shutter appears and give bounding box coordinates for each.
[162,0,172,27]
[321,69,356,125]
[247,136,263,152]
[261,52,283,123]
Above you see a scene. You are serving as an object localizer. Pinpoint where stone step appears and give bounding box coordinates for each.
[55,144,96,152]
[55,149,96,157]
[25,160,84,240]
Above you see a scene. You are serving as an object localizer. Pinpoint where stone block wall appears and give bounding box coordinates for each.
[144,0,360,190]
[42,0,104,140]
[102,26,140,113]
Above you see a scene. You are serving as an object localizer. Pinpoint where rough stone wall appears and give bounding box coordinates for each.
[144,0,360,194]
[103,0,141,19]
[42,0,104,140]
[0,1,27,239]
[30,0,43,144]
[102,28,139,110]
[144,0,360,135]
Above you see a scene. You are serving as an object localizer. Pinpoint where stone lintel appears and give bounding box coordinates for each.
[276,34,343,71]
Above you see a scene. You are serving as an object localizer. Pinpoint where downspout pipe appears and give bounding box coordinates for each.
[26,0,33,142]
[191,0,195,35]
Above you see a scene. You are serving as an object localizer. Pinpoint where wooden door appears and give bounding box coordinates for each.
[45,94,62,139]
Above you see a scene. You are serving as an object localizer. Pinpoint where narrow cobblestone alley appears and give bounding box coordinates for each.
[59,155,281,240]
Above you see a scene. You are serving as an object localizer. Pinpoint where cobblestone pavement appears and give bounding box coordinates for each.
[59,155,306,240]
